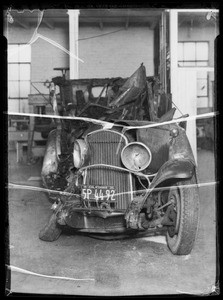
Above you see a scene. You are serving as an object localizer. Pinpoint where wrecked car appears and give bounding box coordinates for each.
[39,64,199,255]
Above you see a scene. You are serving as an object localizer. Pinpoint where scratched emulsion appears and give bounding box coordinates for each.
[6,9,84,63]
[8,181,217,199]
[7,265,95,282]
[7,111,217,130]
[5,8,217,295]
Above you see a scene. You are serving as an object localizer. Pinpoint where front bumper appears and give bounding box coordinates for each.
[57,206,128,233]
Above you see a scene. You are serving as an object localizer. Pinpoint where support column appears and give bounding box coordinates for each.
[169,10,178,108]
[67,10,79,79]
[169,10,197,162]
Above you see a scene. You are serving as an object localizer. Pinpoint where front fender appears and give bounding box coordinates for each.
[41,129,58,178]
[125,158,196,229]
[150,158,196,189]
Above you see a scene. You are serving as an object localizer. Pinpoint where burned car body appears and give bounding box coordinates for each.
[40,64,199,255]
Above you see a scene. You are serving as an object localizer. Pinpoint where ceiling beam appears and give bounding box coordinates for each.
[13,18,29,29]
[178,16,188,27]
[149,20,157,30]
[42,19,54,29]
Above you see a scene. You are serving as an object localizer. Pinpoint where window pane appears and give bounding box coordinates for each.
[19,64,31,80]
[178,43,183,61]
[197,71,207,79]
[20,99,29,113]
[8,81,19,98]
[8,99,20,113]
[196,42,208,61]
[184,42,196,61]
[8,64,19,80]
[18,45,31,62]
[92,86,106,97]
[20,81,30,97]
[197,97,208,108]
[197,79,208,97]
[8,45,19,63]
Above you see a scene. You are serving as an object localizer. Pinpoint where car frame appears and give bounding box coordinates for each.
[39,64,199,255]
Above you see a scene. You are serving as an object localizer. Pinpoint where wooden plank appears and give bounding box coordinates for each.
[9,131,28,141]
[52,76,155,87]
[8,131,45,141]
[16,141,27,163]
[28,94,50,105]
[27,117,35,161]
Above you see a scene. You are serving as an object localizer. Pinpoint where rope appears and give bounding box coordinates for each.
[6,111,218,131]
[7,265,94,281]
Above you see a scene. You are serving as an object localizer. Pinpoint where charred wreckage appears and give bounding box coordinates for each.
[40,64,199,255]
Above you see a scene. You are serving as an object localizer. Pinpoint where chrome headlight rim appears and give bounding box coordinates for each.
[73,139,88,169]
[121,141,152,172]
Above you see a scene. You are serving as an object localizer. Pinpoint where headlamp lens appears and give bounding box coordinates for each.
[121,142,152,172]
[73,139,88,168]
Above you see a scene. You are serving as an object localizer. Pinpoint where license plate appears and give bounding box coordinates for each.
[81,185,116,201]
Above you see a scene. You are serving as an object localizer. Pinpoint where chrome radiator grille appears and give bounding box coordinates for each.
[85,130,133,210]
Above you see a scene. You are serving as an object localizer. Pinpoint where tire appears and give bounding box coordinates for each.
[39,213,62,242]
[166,175,199,255]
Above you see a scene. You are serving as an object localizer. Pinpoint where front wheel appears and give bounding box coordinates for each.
[166,176,199,255]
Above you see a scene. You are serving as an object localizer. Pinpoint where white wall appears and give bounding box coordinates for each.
[175,69,197,161]
[78,26,154,78]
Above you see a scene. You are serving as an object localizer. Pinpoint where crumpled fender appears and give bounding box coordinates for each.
[124,158,196,229]
[41,129,61,177]
[149,158,196,190]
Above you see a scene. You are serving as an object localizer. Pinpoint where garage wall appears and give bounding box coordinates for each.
[31,26,69,85]
[78,26,154,78]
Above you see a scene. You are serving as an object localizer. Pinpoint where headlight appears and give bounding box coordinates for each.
[73,139,88,168]
[121,142,152,172]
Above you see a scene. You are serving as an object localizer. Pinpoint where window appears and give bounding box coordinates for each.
[197,71,209,108]
[8,44,31,111]
[178,42,209,67]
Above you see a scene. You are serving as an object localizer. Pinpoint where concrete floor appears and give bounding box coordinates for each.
[6,149,218,296]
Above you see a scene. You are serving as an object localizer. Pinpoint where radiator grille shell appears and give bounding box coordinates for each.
[84,130,133,210]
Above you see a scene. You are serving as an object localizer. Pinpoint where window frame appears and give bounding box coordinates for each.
[8,43,31,100]
[178,41,209,67]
